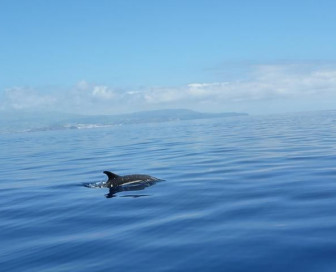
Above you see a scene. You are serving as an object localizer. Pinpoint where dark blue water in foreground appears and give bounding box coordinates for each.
[1,111,336,271]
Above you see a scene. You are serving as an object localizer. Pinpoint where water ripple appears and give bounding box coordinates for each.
[1,112,336,271]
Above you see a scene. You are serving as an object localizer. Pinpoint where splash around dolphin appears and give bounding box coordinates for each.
[103,171,162,188]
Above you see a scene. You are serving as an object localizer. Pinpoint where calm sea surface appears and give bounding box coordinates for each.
[1,111,336,271]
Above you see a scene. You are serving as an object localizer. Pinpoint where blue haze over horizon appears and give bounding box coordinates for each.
[1,0,336,115]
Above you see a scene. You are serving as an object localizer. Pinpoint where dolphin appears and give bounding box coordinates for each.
[103,171,161,188]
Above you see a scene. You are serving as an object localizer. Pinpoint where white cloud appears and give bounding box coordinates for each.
[2,87,57,110]
[1,64,336,114]
[92,86,115,99]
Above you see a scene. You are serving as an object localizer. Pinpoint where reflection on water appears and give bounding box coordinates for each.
[106,180,160,198]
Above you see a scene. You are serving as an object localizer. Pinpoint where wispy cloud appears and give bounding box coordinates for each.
[1,64,336,114]
[2,87,57,110]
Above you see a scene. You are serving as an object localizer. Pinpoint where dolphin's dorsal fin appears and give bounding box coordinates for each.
[103,171,119,180]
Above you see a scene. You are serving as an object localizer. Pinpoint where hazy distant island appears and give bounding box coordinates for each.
[80,109,248,124]
[1,109,248,133]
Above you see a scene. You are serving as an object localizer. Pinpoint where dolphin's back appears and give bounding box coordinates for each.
[103,171,160,188]
[119,174,158,184]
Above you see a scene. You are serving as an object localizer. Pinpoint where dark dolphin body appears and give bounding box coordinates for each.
[103,171,161,188]
[83,171,162,198]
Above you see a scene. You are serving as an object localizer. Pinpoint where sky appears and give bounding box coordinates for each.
[1,0,336,115]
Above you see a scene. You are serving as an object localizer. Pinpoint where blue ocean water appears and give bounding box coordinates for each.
[1,111,336,271]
